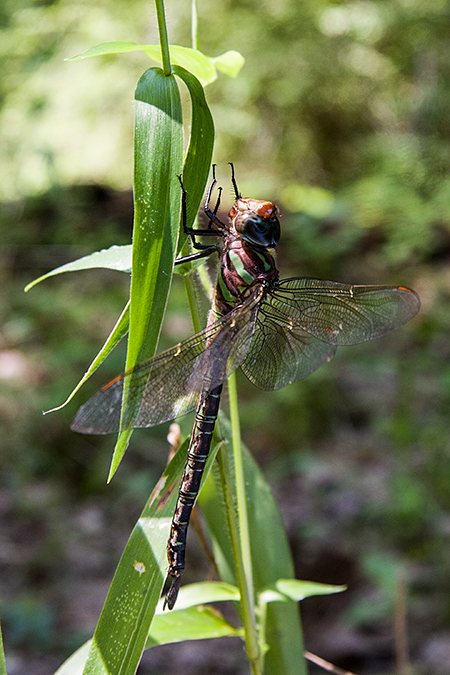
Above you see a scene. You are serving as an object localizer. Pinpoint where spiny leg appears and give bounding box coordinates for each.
[229,162,241,200]
[204,165,228,229]
[175,172,223,264]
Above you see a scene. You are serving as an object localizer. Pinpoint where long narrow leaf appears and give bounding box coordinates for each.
[147,605,243,646]
[0,623,6,675]
[24,245,132,291]
[79,436,222,675]
[260,579,346,604]
[109,68,183,480]
[158,581,240,610]
[67,43,244,87]
[45,301,130,413]
[173,65,214,252]
[199,417,307,675]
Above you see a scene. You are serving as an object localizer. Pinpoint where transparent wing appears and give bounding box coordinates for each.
[71,286,264,434]
[241,277,419,391]
[241,301,337,390]
[268,278,420,345]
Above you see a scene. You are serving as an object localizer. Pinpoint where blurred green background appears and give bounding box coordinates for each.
[1,1,449,674]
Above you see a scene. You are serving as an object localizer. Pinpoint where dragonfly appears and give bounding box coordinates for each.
[71,165,420,609]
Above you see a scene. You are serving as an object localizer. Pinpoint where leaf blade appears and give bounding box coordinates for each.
[67,43,241,87]
[210,50,245,78]
[46,301,130,414]
[80,437,222,675]
[173,65,215,252]
[199,419,307,675]
[147,605,243,646]
[109,68,183,479]
[24,245,132,291]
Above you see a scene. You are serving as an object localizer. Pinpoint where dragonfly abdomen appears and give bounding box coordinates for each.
[165,383,223,609]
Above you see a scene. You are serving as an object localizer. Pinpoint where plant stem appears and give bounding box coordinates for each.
[155,0,172,75]
[191,0,199,50]
[183,272,201,334]
[228,373,255,602]
[183,266,261,673]
[226,371,262,673]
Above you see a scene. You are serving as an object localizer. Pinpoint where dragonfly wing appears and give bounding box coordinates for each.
[241,300,337,390]
[71,286,263,434]
[269,278,420,345]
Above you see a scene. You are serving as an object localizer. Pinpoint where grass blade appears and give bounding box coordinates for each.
[109,68,183,480]
[173,65,214,250]
[24,245,132,291]
[78,435,223,675]
[199,420,307,675]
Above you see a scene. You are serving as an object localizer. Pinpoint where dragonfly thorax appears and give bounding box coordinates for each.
[229,198,280,248]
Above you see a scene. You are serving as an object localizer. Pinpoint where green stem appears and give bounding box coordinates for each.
[228,373,254,598]
[216,448,262,675]
[183,266,261,673]
[155,0,172,75]
[227,371,262,672]
[191,0,199,50]
[183,272,201,334]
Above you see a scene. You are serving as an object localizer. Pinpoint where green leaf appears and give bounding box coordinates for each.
[161,581,240,610]
[0,622,6,675]
[55,641,92,675]
[56,583,240,674]
[148,46,216,86]
[173,65,215,249]
[27,248,132,415]
[81,437,222,675]
[259,579,346,604]
[147,605,243,647]
[45,301,130,414]
[211,50,245,78]
[24,245,132,292]
[66,41,143,60]
[67,42,243,87]
[108,68,183,480]
[199,418,307,675]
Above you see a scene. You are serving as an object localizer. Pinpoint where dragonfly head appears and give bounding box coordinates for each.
[230,198,280,248]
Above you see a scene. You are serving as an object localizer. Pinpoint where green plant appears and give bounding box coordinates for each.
[26,2,345,674]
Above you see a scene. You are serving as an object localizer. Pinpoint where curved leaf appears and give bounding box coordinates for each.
[173,65,215,250]
[80,437,222,675]
[67,42,243,87]
[45,301,130,414]
[147,605,242,647]
[109,67,183,480]
[211,50,245,78]
[25,245,132,292]
[259,579,346,604]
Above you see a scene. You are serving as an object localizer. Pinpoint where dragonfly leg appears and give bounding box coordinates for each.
[164,384,223,610]
[229,162,241,200]
[177,174,225,249]
[204,167,229,230]
[174,246,219,266]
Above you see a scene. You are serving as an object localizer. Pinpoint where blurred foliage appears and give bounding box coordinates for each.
[1,0,450,674]
[1,0,450,267]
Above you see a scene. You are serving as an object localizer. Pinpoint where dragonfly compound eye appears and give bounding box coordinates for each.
[235,213,280,247]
